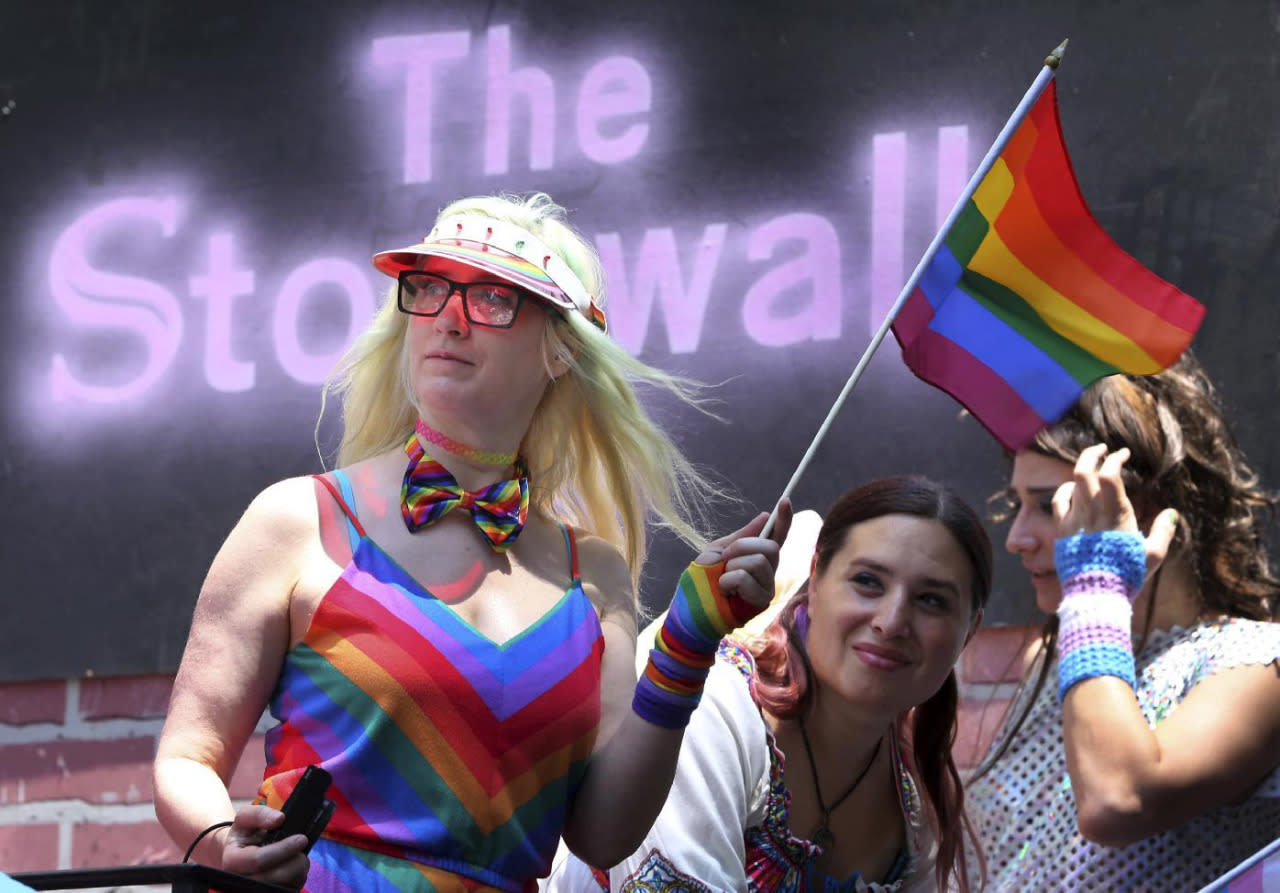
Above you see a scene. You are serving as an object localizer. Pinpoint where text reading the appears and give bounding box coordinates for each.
[371,25,653,183]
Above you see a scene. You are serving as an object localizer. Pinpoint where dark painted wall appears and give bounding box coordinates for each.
[2,0,1277,679]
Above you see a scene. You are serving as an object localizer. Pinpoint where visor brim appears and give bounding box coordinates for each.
[373,240,576,313]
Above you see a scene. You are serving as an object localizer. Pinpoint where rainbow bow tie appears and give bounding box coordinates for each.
[400,433,530,551]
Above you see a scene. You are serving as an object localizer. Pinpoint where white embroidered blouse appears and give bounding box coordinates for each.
[542,641,938,892]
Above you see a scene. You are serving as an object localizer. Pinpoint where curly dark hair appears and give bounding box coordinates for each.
[1028,350,1278,620]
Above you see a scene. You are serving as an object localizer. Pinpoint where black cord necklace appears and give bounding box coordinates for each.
[798,718,882,853]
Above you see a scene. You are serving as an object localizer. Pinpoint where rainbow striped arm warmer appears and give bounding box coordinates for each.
[1055,530,1147,700]
[632,560,763,729]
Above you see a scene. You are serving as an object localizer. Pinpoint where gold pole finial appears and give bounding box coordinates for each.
[1046,39,1069,69]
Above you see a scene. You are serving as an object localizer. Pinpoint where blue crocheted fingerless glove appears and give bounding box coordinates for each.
[1055,530,1147,700]
[1054,530,1147,600]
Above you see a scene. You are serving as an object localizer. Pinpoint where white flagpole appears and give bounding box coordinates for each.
[762,40,1068,538]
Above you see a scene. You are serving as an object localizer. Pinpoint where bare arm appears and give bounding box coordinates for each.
[557,535,682,868]
[560,507,790,868]
[1063,662,1280,846]
[153,477,318,886]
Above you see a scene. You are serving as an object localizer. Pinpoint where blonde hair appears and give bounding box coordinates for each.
[322,192,719,583]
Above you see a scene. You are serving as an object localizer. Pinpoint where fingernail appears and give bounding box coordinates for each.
[1165,509,1179,526]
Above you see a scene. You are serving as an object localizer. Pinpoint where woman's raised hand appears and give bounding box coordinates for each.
[217,804,312,890]
[1051,443,1178,575]
[693,499,793,608]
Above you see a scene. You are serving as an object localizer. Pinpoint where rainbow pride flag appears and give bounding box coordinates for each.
[892,80,1205,450]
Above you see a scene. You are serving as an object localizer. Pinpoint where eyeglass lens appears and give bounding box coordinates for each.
[400,273,522,327]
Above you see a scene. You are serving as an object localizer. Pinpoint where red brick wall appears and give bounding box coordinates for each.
[954,624,1036,769]
[0,627,1031,876]
[0,675,267,876]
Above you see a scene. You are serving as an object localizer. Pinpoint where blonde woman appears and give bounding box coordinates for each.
[153,193,792,892]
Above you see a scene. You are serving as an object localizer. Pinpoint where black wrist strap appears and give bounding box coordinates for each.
[183,819,234,863]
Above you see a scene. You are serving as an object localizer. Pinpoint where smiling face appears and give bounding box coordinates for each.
[403,256,565,438]
[1005,449,1075,612]
[805,513,978,719]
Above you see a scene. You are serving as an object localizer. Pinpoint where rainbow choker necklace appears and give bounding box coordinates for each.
[414,419,517,466]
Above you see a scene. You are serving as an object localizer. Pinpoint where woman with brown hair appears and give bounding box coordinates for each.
[969,352,1280,889]
[547,474,990,892]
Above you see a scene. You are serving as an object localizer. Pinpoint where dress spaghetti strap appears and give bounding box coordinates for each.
[313,471,367,547]
[559,523,582,586]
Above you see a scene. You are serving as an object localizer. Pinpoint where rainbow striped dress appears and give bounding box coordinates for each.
[257,471,605,892]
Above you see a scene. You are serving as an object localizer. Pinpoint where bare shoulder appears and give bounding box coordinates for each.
[198,476,323,610]
[1166,618,1280,717]
[1153,657,1280,797]
[1180,658,1280,717]
[242,476,323,536]
[574,531,637,635]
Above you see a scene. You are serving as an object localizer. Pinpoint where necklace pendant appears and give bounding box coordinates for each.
[811,823,834,853]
